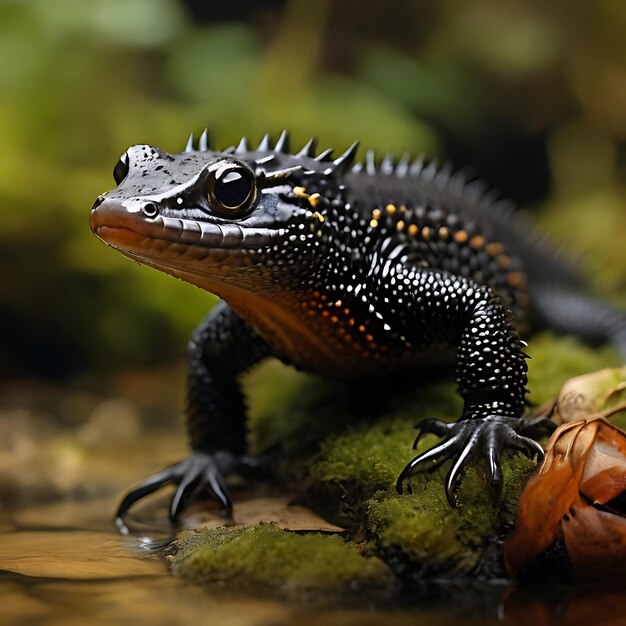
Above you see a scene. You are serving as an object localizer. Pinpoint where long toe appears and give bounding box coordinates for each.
[445,430,481,507]
[115,464,182,533]
[396,432,464,493]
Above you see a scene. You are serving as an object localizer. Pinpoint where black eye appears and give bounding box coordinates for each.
[213,167,253,211]
[113,153,129,185]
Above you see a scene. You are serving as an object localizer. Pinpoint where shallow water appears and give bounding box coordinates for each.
[1,378,624,626]
[0,496,493,626]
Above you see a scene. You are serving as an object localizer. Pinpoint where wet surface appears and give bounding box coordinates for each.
[2,374,626,625]
[0,496,494,626]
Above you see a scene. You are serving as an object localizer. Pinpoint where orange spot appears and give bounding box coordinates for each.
[312,290,320,298]
[308,193,321,207]
[507,271,527,288]
[343,308,350,316]
[348,318,355,327]
[498,255,512,268]
[365,334,374,342]
[396,220,405,232]
[331,315,339,323]
[385,203,397,215]
[370,219,379,228]
[454,230,469,243]
[321,310,330,317]
[470,235,486,249]
[485,242,504,256]
[358,325,366,332]
[408,224,419,236]
[421,226,431,240]
[372,208,382,221]
[438,226,450,240]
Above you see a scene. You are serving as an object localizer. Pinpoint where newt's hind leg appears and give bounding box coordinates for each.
[529,283,626,361]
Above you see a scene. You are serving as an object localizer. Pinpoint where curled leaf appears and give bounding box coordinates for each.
[504,417,626,577]
[551,367,626,424]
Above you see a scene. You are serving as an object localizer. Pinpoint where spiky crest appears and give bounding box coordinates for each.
[315,148,334,162]
[198,129,210,152]
[257,133,271,152]
[274,130,290,153]
[297,137,318,157]
[236,136,249,153]
[332,141,359,173]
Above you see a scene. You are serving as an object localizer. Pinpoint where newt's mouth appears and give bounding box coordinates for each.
[90,197,277,253]
[91,222,264,292]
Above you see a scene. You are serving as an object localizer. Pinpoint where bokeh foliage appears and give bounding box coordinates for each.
[0,0,624,377]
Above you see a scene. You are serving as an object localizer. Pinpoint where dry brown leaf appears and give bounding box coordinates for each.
[181,492,345,533]
[551,367,626,424]
[504,417,626,577]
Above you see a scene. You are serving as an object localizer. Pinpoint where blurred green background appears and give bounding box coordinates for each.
[1,0,625,380]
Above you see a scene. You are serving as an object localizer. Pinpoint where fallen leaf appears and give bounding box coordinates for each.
[181,492,345,533]
[551,367,626,424]
[504,417,626,577]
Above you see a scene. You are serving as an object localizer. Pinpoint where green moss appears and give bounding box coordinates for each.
[175,331,615,585]
[246,358,462,461]
[300,394,535,573]
[526,333,619,406]
[167,523,392,594]
[367,456,535,575]
[244,360,349,456]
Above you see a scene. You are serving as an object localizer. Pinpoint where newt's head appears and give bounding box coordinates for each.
[90,132,358,298]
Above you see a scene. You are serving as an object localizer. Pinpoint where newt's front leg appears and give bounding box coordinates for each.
[115,302,270,533]
[378,266,555,504]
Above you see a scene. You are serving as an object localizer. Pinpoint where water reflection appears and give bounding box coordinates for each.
[2,389,625,625]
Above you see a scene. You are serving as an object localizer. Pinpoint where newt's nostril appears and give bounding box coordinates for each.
[142,202,159,218]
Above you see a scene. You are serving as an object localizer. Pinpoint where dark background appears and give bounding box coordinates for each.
[1,0,625,379]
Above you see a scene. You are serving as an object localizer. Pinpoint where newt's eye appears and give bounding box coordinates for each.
[209,162,257,215]
[113,153,129,185]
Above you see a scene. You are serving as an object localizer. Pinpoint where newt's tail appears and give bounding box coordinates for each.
[528,282,626,361]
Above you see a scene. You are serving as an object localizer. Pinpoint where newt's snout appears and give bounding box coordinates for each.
[90,191,159,229]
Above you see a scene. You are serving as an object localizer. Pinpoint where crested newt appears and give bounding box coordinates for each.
[90,131,626,533]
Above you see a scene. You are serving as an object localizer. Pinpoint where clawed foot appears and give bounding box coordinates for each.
[396,414,556,507]
[115,451,269,534]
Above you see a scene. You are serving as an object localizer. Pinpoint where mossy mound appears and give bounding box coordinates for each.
[171,333,619,587]
[301,415,535,577]
[167,523,393,595]
[367,457,535,577]
[525,333,618,406]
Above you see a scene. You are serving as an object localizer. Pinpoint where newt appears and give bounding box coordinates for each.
[90,131,626,533]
